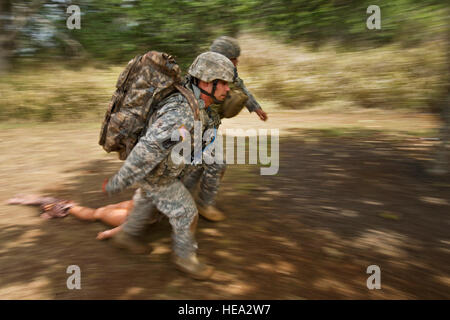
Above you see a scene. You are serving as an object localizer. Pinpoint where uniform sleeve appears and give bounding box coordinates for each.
[106,99,194,194]
[234,75,262,113]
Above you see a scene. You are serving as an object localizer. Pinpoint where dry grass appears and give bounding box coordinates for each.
[0,64,123,122]
[0,34,447,122]
[237,33,447,111]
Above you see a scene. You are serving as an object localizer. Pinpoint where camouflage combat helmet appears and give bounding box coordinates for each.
[210,36,241,60]
[188,51,234,83]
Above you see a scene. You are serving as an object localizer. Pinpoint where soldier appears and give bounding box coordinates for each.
[7,38,265,252]
[183,36,268,222]
[210,35,268,121]
[104,51,235,280]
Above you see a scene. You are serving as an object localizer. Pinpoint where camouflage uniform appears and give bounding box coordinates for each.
[182,107,226,207]
[106,89,211,258]
[233,72,263,113]
[195,72,258,207]
[105,51,235,263]
[210,36,263,115]
[182,162,226,207]
[183,36,263,210]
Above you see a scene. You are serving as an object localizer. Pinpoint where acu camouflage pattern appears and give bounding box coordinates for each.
[105,90,207,194]
[187,52,235,83]
[210,70,262,119]
[208,36,262,117]
[210,36,241,60]
[124,183,198,259]
[182,162,227,207]
[106,88,213,259]
[233,73,262,113]
[178,38,264,211]
[194,74,264,205]
[99,51,199,160]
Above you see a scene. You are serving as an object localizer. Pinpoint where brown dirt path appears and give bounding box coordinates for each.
[0,110,448,299]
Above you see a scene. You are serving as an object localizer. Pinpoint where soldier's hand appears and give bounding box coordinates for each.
[255,109,268,121]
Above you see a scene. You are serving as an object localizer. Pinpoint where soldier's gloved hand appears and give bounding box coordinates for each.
[255,109,268,121]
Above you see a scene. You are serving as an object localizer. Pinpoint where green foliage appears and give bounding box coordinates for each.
[56,0,245,68]
[240,0,447,48]
[4,0,447,67]
[1,0,447,121]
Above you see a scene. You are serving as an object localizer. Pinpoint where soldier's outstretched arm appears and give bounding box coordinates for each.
[235,75,268,121]
[105,101,194,195]
[234,76,262,113]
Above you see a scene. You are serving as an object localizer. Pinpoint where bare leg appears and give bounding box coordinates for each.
[67,206,96,221]
[69,200,133,227]
[8,194,135,239]
[97,225,123,240]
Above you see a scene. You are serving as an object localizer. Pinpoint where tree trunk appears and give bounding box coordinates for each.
[429,9,450,175]
[0,0,43,73]
[0,0,13,73]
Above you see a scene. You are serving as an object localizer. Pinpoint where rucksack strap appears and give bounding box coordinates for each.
[174,83,200,121]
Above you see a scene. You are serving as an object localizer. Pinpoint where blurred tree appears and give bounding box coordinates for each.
[241,0,447,48]
[429,8,450,175]
[0,0,446,69]
[0,0,43,72]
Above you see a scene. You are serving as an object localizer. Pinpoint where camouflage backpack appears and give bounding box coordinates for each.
[99,51,199,160]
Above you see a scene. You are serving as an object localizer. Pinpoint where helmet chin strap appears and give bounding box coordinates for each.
[198,79,224,105]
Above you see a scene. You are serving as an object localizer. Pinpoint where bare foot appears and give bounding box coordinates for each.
[7,194,57,206]
[97,229,114,240]
[40,212,52,219]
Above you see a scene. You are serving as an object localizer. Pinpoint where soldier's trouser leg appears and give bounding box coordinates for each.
[181,166,204,193]
[145,180,198,259]
[197,163,227,207]
[122,188,158,237]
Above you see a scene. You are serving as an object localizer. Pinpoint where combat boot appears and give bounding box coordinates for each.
[197,205,226,222]
[110,230,150,255]
[173,254,214,280]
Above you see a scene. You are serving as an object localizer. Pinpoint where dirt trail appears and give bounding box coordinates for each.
[0,110,448,299]
[221,109,438,134]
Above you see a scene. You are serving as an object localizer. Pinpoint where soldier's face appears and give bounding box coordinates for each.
[198,80,230,106]
[230,58,238,67]
[213,80,230,102]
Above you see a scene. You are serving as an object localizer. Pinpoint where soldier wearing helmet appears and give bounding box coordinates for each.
[210,36,241,63]
[182,36,268,222]
[210,36,268,121]
[187,50,235,106]
[104,51,235,280]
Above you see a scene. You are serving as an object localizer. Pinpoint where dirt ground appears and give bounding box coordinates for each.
[0,110,449,299]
